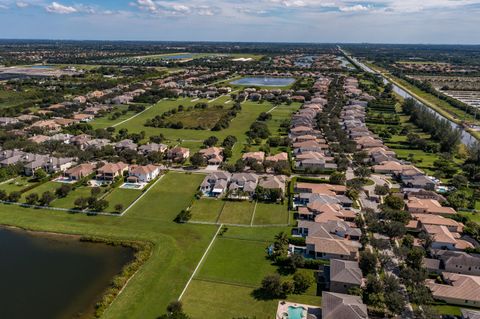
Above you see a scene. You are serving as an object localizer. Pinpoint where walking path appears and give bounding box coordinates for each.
[112,104,155,128]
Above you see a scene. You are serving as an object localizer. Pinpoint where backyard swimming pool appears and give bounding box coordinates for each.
[288,306,306,319]
[230,77,295,87]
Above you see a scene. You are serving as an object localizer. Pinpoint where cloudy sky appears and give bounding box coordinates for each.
[0,0,479,43]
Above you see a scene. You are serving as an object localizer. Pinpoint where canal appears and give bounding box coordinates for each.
[341,49,477,146]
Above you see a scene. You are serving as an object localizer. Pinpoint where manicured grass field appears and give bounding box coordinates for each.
[253,202,289,225]
[218,201,255,225]
[21,181,62,202]
[0,176,37,193]
[102,188,143,213]
[266,104,301,136]
[190,198,224,222]
[0,172,219,319]
[196,237,275,286]
[52,186,93,209]
[182,227,322,319]
[163,105,230,129]
[459,211,480,223]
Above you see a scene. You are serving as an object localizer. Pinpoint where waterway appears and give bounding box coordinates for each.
[342,50,476,146]
[0,228,134,319]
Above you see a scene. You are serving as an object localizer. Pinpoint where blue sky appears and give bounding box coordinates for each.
[0,0,479,44]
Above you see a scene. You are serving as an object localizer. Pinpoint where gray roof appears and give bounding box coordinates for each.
[322,292,368,319]
[330,259,363,285]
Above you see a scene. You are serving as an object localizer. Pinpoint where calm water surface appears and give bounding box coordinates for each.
[231,77,296,87]
[0,228,134,319]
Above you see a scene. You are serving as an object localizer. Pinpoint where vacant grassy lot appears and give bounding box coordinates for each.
[182,227,322,319]
[53,186,93,209]
[196,237,274,286]
[218,201,255,225]
[102,188,143,213]
[162,106,230,129]
[21,181,62,202]
[0,172,219,319]
[253,203,289,225]
[0,176,37,193]
[190,198,224,222]
[266,104,301,136]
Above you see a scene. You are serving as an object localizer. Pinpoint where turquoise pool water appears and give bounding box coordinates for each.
[288,306,305,319]
[230,77,295,87]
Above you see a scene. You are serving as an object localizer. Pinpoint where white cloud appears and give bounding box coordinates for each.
[339,4,369,12]
[16,1,28,8]
[45,2,77,14]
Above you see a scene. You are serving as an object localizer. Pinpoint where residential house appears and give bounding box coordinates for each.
[432,250,480,276]
[327,259,364,294]
[166,147,190,162]
[321,292,368,319]
[138,143,168,155]
[64,163,96,180]
[265,152,289,164]
[228,173,258,199]
[426,273,480,307]
[406,198,457,216]
[127,165,161,183]
[258,175,286,194]
[115,139,138,151]
[199,147,224,165]
[97,162,129,181]
[242,151,265,163]
[200,172,231,197]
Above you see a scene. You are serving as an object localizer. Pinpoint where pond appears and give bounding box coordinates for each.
[162,53,194,60]
[30,65,55,69]
[230,77,296,87]
[0,228,134,319]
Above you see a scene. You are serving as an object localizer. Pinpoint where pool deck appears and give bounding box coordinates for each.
[276,301,321,319]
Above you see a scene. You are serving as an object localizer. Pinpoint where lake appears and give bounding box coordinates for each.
[162,53,194,60]
[0,228,134,319]
[230,77,296,87]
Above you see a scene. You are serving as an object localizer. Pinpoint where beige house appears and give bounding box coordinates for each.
[427,273,480,307]
[322,292,368,319]
[97,162,128,181]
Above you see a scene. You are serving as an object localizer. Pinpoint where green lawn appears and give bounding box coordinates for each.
[0,176,37,193]
[218,201,255,225]
[459,211,480,223]
[0,172,219,319]
[182,228,322,319]
[196,237,275,285]
[53,186,94,209]
[190,198,224,222]
[21,181,62,202]
[163,105,231,129]
[253,202,289,225]
[102,188,143,213]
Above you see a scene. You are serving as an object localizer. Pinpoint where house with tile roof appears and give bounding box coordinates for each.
[322,292,368,319]
[327,259,364,294]
[127,165,161,183]
[426,273,480,307]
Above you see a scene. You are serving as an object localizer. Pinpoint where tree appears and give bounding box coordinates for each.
[91,187,102,197]
[359,251,377,275]
[0,189,6,201]
[203,136,219,147]
[56,184,72,198]
[281,280,294,295]
[114,204,124,213]
[261,274,283,298]
[157,301,191,319]
[40,191,55,206]
[329,171,346,185]
[406,247,425,270]
[34,168,48,180]
[384,195,405,210]
[190,153,207,168]
[451,174,468,189]
[385,221,406,238]
[288,254,305,271]
[25,192,39,205]
[292,272,312,293]
[354,166,371,180]
[174,210,191,223]
[91,199,109,212]
[374,184,389,196]
[74,197,89,210]
[385,291,406,315]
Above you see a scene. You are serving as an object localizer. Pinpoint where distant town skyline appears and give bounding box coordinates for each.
[0,0,479,44]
